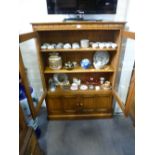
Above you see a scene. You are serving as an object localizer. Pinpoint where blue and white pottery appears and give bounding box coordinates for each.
[80,59,91,69]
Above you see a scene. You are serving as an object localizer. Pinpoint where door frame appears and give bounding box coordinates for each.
[113,31,135,116]
[19,32,47,118]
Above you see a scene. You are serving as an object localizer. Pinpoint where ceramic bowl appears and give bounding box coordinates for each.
[56,43,63,49]
[63,43,71,49]
[72,43,80,49]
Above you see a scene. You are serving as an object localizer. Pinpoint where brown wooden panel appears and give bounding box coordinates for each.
[125,71,135,117]
[95,95,112,112]
[38,30,117,43]
[63,95,77,113]
[109,24,124,30]
[41,47,116,53]
[34,145,44,155]
[25,132,37,155]
[32,23,109,31]
[32,21,126,25]
[19,32,37,43]
[19,104,27,131]
[82,95,95,113]
[20,128,32,155]
[112,90,125,113]
[35,33,47,91]
[47,96,63,114]
[48,113,112,120]
[122,31,135,40]
[47,87,112,96]
[35,92,47,116]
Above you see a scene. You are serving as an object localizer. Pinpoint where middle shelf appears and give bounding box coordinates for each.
[44,65,114,74]
[41,48,117,53]
[47,86,112,96]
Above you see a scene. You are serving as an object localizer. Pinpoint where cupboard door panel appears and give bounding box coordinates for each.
[63,96,77,113]
[82,95,95,113]
[47,97,63,114]
[19,32,46,118]
[95,95,112,112]
[113,31,135,114]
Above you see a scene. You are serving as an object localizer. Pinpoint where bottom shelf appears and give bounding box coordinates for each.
[47,113,113,120]
[47,86,112,96]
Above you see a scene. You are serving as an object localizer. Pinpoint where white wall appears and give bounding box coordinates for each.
[19,0,129,33]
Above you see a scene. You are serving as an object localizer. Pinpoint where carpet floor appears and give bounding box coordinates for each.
[38,109,135,155]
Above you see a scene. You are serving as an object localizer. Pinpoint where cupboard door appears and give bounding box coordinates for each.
[113,31,135,115]
[95,95,112,112]
[63,95,77,113]
[82,95,95,113]
[47,97,63,114]
[19,32,47,118]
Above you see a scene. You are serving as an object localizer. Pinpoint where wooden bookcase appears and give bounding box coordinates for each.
[19,22,135,120]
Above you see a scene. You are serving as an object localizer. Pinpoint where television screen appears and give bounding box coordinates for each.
[46,0,118,14]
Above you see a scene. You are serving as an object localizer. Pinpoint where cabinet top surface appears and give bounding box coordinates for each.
[31,21,126,25]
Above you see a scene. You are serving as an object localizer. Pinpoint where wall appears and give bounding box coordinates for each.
[19,0,132,110]
[19,0,129,33]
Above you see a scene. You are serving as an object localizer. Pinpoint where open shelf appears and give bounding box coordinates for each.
[41,47,117,53]
[44,65,114,74]
[48,86,112,96]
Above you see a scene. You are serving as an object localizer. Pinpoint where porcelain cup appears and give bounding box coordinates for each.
[80,39,89,48]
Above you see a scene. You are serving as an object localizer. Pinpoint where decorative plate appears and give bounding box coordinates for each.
[53,73,68,85]
[93,51,110,69]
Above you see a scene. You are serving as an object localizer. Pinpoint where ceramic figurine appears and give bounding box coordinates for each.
[70,83,78,90]
[80,58,91,69]
[64,61,74,70]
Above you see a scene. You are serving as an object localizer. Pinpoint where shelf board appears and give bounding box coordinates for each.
[47,86,112,96]
[44,65,114,74]
[41,48,116,53]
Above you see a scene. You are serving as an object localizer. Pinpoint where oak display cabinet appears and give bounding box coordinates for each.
[19,22,135,120]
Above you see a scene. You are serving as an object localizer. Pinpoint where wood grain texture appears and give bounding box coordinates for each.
[20,128,44,155]
[46,90,112,119]
[125,70,135,117]
[41,48,116,52]
[122,31,135,40]
[44,65,114,74]
[32,22,125,31]
[112,89,125,113]
[19,103,27,131]
[35,32,47,91]
[47,87,112,96]
[32,21,126,25]
[35,92,47,117]
[19,32,37,43]
[47,113,112,120]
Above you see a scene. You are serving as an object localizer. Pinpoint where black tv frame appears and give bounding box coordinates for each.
[46,0,118,15]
